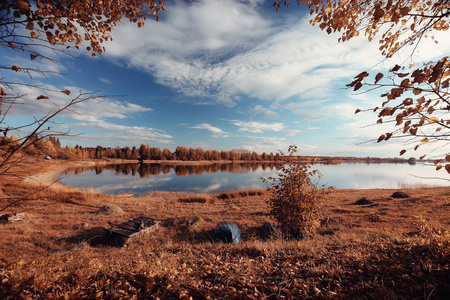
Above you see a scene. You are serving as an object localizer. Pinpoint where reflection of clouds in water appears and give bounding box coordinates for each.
[61,162,450,194]
[316,163,448,189]
[195,178,227,194]
[196,183,223,194]
[242,184,265,190]
[70,174,173,194]
[195,181,266,194]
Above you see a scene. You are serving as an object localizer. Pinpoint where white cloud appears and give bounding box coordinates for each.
[104,1,450,109]
[64,132,175,147]
[107,0,270,55]
[69,121,172,139]
[187,123,230,137]
[71,98,152,122]
[103,3,387,108]
[231,120,302,136]
[5,83,152,122]
[99,78,112,84]
[241,135,287,152]
[3,53,66,79]
[232,121,285,133]
[252,105,280,119]
[3,83,173,147]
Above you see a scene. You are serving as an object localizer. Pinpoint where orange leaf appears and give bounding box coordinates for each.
[400,79,410,87]
[373,5,384,20]
[356,71,369,79]
[374,73,383,83]
[391,88,403,97]
[355,109,361,114]
[17,0,30,10]
[396,73,409,78]
[61,90,71,95]
[427,116,439,123]
[385,132,392,141]
[36,95,49,100]
[391,65,401,72]
[419,115,426,126]
[400,149,407,156]
[30,32,39,38]
[30,54,37,60]
[421,137,429,143]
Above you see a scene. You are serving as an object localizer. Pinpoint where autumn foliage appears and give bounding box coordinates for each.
[278,0,450,173]
[263,145,330,239]
[0,0,164,57]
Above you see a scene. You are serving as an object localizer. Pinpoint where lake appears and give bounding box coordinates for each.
[59,161,450,195]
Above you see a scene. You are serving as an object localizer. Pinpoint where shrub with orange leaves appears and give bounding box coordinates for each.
[263,145,331,239]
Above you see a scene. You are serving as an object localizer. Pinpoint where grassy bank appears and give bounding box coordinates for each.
[0,159,449,299]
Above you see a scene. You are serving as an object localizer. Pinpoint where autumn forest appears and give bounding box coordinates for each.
[0,135,281,161]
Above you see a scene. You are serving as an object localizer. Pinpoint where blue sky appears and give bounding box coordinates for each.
[3,0,450,157]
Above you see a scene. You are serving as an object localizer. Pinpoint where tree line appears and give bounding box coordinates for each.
[0,135,282,162]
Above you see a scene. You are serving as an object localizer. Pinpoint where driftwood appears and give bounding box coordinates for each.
[105,215,160,244]
[0,212,25,223]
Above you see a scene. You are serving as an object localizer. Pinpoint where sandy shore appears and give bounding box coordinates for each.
[22,160,115,187]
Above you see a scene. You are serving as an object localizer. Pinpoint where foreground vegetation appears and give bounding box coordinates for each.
[0,158,448,299]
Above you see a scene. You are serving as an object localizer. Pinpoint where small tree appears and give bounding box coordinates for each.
[263,145,330,239]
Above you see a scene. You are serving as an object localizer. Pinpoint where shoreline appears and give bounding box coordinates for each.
[21,158,450,194]
[22,158,277,188]
[22,159,122,187]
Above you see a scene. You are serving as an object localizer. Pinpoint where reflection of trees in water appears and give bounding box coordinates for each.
[95,166,103,175]
[64,163,276,178]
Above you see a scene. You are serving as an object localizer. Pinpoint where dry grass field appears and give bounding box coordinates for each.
[0,158,449,299]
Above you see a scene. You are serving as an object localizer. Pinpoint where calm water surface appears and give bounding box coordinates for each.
[60,162,450,195]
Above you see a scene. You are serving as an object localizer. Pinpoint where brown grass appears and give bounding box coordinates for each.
[0,159,449,299]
